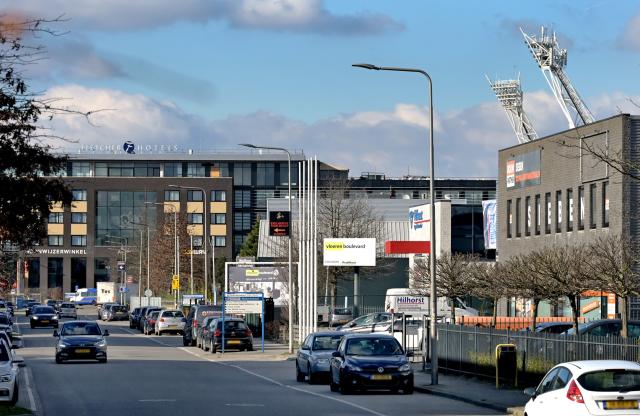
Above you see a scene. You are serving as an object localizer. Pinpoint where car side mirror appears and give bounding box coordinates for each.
[331,351,342,358]
[12,356,25,367]
[523,387,537,399]
[103,330,110,337]
[53,330,59,337]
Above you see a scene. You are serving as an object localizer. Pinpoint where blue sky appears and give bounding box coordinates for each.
[4,0,640,177]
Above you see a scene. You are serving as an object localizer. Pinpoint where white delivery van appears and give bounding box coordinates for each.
[97,282,117,305]
[384,288,479,318]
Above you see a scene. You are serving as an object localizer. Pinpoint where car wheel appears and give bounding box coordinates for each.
[308,365,317,384]
[182,336,189,347]
[329,370,339,392]
[247,344,254,352]
[99,357,107,363]
[196,336,201,349]
[203,340,209,352]
[339,376,352,395]
[9,381,18,406]
[55,355,63,364]
[403,384,414,395]
[30,323,34,329]
[210,340,216,353]
[296,363,305,382]
[157,331,162,336]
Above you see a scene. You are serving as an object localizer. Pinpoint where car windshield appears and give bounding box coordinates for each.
[34,307,54,314]
[313,335,343,351]
[112,306,127,313]
[61,322,102,336]
[333,308,351,315]
[578,370,640,392]
[61,303,75,308]
[346,338,404,356]
[162,311,184,318]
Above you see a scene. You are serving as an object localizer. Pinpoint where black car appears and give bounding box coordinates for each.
[54,320,109,363]
[329,333,414,394]
[138,307,162,332]
[25,302,40,317]
[129,307,141,329]
[30,306,59,329]
[196,316,217,349]
[183,305,222,346]
[202,318,253,353]
[0,314,13,339]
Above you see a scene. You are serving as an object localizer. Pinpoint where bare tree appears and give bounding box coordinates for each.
[469,260,513,327]
[508,254,557,331]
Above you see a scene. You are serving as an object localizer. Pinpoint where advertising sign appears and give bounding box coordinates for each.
[227,265,289,306]
[409,204,431,241]
[482,200,497,250]
[506,150,541,189]
[223,293,263,314]
[269,211,290,237]
[323,238,376,267]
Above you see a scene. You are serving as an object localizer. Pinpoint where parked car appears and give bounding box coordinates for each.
[196,316,217,349]
[103,304,128,321]
[296,331,346,383]
[330,308,353,327]
[139,307,162,332]
[46,299,58,309]
[30,306,59,329]
[337,313,392,333]
[183,304,222,346]
[0,337,23,405]
[202,318,253,353]
[531,322,574,334]
[564,319,640,337]
[58,303,77,319]
[155,310,186,336]
[143,311,160,335]
[129,308,141,329]
[5,302,14,316]
[0,302,12,318]
[98,303,117,320]
[329,333,414,395]
[524,360,640,415]
[54,320,109,363]
[0,315,12,340]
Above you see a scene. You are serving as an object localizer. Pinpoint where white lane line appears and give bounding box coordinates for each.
[178,347,387,416]
[120,327,175,347]
[23,363,37,412]
[225,403,265,407]
[138,399,177,402]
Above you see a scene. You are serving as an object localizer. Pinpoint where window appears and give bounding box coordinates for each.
[71,213,87,224]
[211,190,226,202]
[95,191,157,246]
[106,162,134,177]
[602,181,609,227]
[537,368,560,395]
[212,214,226,224]
[545,193,551,234]
[134,162,160,177]
[578,186,584,230]
[525,196,531,236]
[95,163,108,176]
[234,190,251,208]
[214,236,226,247]
[233,162,252,186]
[192,236,203,248]
[555,190,562,233]
[567,188,573,232]
[48,235,64,246]
[187,190,203,202]
[506,200,512,238]
[590,184,597,229]
[72,190,87,201]
[552,368,572,390]
[164,190,180,202]
[186,163,206,177]
[187,213,203,224]
[534,195,541,235]
[256,163,275,186]
[71,162,91,177]
[234,212,251,231]
[48,212,64,224]
[71,235,86,246]
[515,198,521,237]
[164,163,182,177]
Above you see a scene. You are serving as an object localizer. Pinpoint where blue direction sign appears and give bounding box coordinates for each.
[222,292,265,353]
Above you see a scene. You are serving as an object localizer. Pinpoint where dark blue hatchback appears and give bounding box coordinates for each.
[329,333,413,394]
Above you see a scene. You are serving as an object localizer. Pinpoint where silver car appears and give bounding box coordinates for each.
[154,310,186,336]
[58,303,77,319]
[296,331,346,384]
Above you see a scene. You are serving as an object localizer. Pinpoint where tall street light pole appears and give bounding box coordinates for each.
[170,184,208,303]
[352,63,438,385]
[240,143,293,354]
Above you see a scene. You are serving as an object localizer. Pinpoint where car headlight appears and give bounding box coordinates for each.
[0,374,12,383]
[346,364,363,372]
[95,340,107,348]
[53,316,59,320]
[399,363,411,372]
[32,316,38,320]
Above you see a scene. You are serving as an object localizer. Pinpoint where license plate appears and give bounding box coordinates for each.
[371,374,392,381]
[168,325,177,328]
[41,320,49,324]
[227,340,241,345]
[75,348,91,353]
[604,400,638,410]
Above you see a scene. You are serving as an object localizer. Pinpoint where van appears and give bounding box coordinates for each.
[384,288,479,318]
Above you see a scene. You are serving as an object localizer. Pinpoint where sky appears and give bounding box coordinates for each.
[2,0,640,178]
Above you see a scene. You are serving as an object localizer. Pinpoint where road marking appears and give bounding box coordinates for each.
[23,367,37,412]
[225,403,265,407]
[178,347,387,416]
[139,399,177,402]
[120,327,175,347]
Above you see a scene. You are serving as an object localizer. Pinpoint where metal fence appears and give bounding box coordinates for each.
[435,324,640,385]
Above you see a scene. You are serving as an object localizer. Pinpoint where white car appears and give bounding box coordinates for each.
[524,360,640,415]
[58,303,77,319]
[154,310,186,336]
[0,337,23,406]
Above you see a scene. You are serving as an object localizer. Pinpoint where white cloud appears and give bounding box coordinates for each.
[7,0,403,35]
[617,12,640,51]
[41,85,638,179]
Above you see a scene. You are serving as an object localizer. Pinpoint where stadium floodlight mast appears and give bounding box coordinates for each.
[240,143,293,354]
[352,63,439,385]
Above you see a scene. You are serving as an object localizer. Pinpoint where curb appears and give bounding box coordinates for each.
[414,385,508,413]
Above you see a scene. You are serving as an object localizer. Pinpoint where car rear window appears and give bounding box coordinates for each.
[313,335,343,351]
[217,321,248,331]
[578,370,640,392]
[61,303,75,308]
[112,306,127,313]
[162,311,184,318]
[333,308,351,315]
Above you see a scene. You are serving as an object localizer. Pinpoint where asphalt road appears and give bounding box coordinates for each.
[16,306,504,416]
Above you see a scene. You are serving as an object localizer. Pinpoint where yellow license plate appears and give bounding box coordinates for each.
[41,320,49,324]
[75,348,91,353]
[604,400,638,410]
[227,340,241,345]
[371,374,392,380]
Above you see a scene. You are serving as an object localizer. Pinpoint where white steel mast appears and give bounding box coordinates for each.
[487,74,539,144]
[521,26,595,128]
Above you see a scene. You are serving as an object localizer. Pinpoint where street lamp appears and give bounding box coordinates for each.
[128,221,149,301]
[352,63,438,385]
[169,184,208,303]
[240,143,294,354]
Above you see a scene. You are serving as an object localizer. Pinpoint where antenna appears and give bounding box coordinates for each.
[486,74,539,144]
[520,26,595,128]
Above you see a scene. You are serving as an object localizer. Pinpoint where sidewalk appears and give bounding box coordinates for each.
[413,365,527,416]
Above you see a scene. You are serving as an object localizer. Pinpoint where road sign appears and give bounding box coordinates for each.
[118,286,129,293]
[117,261,126,271]
[223,292,263,314]
[171,275,180,290]
[127,275,134,284]
[269,211,290,237]
[144,289,153,297]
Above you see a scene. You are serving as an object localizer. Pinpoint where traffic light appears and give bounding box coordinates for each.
[264,297,274,322]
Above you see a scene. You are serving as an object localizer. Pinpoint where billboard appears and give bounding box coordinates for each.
[323,238,376,267]
[482,200,497,250]
[227,265,289,306]
[269,211,290,237]
[506,150,541,189]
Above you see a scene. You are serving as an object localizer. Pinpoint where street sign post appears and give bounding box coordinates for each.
[171,275,180,290]
[117,261,126,271]
[222,292,264,354]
